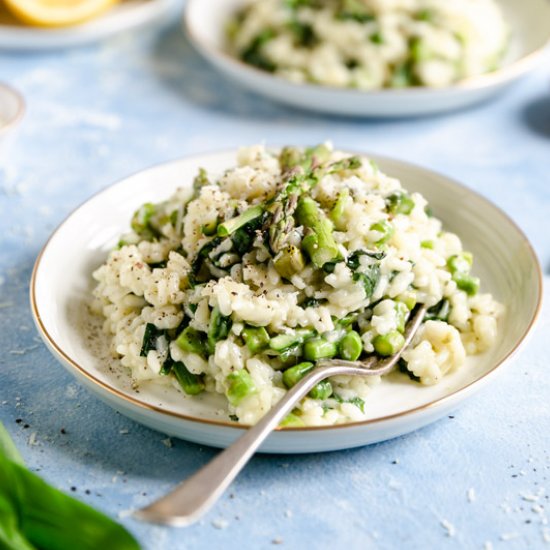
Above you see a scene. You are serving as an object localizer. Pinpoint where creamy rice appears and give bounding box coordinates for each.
[92,144,503,426]
[227,0,508,89]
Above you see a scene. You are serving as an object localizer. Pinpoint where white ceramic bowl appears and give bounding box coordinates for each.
[30,150,542,453]
[0,0,179,50]
[185,0,550,117]
[0,82,25,145]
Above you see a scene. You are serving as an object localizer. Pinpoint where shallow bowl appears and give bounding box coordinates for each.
[31,150,542,453]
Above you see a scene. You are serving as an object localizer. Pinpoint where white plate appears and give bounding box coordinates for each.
[30,150,542,453]
[0,0,179,50]
[185,0,550,117]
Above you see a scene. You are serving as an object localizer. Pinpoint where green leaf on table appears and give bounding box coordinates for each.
[0,422,140,550]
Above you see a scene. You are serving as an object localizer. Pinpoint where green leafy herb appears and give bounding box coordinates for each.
[425,299,450,322]
[140,323,163,357]
[287,21,317,47]
[346,249,386,270]
[353,265,380,298]
[207,307,232,354]
[0,423,139,550]
[301,297,322,308]
[336,0,375,22]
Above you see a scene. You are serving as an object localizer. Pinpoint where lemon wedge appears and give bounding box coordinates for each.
[2,0,119,27]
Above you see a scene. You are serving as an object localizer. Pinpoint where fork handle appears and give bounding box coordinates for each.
[135,305,426,527]
[133,365,351,527]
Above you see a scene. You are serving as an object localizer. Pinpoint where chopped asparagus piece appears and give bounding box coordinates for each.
[303,338,337,361]
[226,369,257,405]
[242,326,270,352]
[269,329,315,352]
[370,220,394,245]
[395,302,410,333]
[273,245,306,279]
[282,361,314,388]
[330,188,349,230]
[173,362,205,395]
[176,326,206,356]
[217,206,264,237]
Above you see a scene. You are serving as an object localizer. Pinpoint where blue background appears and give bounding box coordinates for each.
[0,15,549,550]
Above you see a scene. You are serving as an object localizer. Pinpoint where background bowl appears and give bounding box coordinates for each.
[0,82,25,146]
[0,0,179,50]
[31,150,542,453]
[185,0,550,117]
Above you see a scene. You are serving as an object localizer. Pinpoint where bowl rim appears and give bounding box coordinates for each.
[184,0,550,98]
[30,148,543,433]
[0,82,25,137]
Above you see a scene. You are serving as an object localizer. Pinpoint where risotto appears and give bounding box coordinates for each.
[91,145,503,426]
[227,0,508,89]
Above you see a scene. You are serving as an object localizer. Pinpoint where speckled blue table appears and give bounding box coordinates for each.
[1,16,549,550]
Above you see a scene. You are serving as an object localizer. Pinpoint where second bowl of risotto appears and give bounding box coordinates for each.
[185,0,550,116]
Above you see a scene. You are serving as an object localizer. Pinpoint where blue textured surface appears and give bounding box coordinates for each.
[1,18,549,550]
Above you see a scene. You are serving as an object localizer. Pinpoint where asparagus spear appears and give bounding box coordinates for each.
[296,197,340,268]
[278,144,331,173]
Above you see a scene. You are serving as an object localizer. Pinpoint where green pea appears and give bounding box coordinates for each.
[447,252,473,275]
[338,331,363,361]
[372,330,405,357]
[308,380,333,400]
[279,412,305,428]
[387,192,415,215]
[453,273,480,296]
[303,338,337,361]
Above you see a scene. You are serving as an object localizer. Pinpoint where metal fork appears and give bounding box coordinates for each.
[134,304,427,527]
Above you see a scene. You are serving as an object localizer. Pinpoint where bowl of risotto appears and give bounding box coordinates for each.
[184,0,550,116]
[31,145,542,452]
